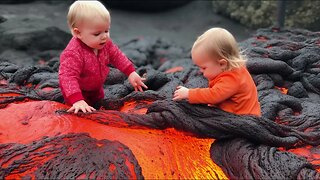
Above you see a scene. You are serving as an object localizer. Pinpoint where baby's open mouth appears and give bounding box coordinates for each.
[100,42,106,45]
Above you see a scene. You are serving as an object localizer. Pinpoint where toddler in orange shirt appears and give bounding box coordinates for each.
[173,27,261,116]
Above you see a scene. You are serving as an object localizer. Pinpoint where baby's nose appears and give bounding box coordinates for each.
[102,33,109,40]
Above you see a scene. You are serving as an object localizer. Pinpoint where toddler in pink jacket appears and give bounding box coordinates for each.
[59,1,147,113]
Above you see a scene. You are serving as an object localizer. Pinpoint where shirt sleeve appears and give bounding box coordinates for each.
[107,40,135,76]
[188,73,240,105]
[58,50,84,104]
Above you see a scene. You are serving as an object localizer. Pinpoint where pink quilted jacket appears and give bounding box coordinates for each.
[59,37,135,105]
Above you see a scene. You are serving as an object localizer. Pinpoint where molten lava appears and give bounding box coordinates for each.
[279,145,320,172]
[275,86,288,94]
[165,66,184,73]
[0,99,227,179]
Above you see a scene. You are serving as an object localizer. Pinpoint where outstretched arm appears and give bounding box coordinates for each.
[107,41,135,76]
[59,50,84,104]
[188,74,240,105]
[59,50,95,113]
[107,40,148,91]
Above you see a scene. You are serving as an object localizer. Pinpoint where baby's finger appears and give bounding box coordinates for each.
[74,107,79,114]
[134,86,138,92]
[86,107,96,113]
[85,106,91,113]
[141,77,146,81]
[140,81,148,89]
[138,85,143,92]
[176,86,182,89]
[81,107,87,113]
[172,96,179,101]
[67,106,75,113]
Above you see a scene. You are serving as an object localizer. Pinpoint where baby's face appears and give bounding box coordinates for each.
[76,18,110,50]
[191,48,225,81]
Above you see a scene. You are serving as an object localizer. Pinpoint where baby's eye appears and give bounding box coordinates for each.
[105,30,109,33]
[93,33,100,36]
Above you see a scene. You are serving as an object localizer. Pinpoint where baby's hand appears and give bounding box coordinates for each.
[67,100,96,114]
[173,86,189,101]
[128,71,148,92]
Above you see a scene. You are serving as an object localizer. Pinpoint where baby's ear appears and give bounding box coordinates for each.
[219,59,228,69]
[72,28,81,38]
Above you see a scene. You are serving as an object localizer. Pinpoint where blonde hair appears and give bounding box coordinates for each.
[192,27,246,71]
[67,0,110,35]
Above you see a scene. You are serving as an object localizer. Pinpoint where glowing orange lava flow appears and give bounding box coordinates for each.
[165,66,184,73]
[0,92,21,99]
[0,100,227,179]
[275,86,288,94]
[119,100,151,114]
[279,146,320,172]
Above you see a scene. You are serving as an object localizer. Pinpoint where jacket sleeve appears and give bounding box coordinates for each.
[188,73,240,105]
[107,41,135,76]
[58,50,84,104]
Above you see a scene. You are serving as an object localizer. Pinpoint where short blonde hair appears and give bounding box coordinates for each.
[67,0,110,34]
[192,27,246,71]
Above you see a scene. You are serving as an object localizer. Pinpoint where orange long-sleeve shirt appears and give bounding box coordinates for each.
[189,67,261,116]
